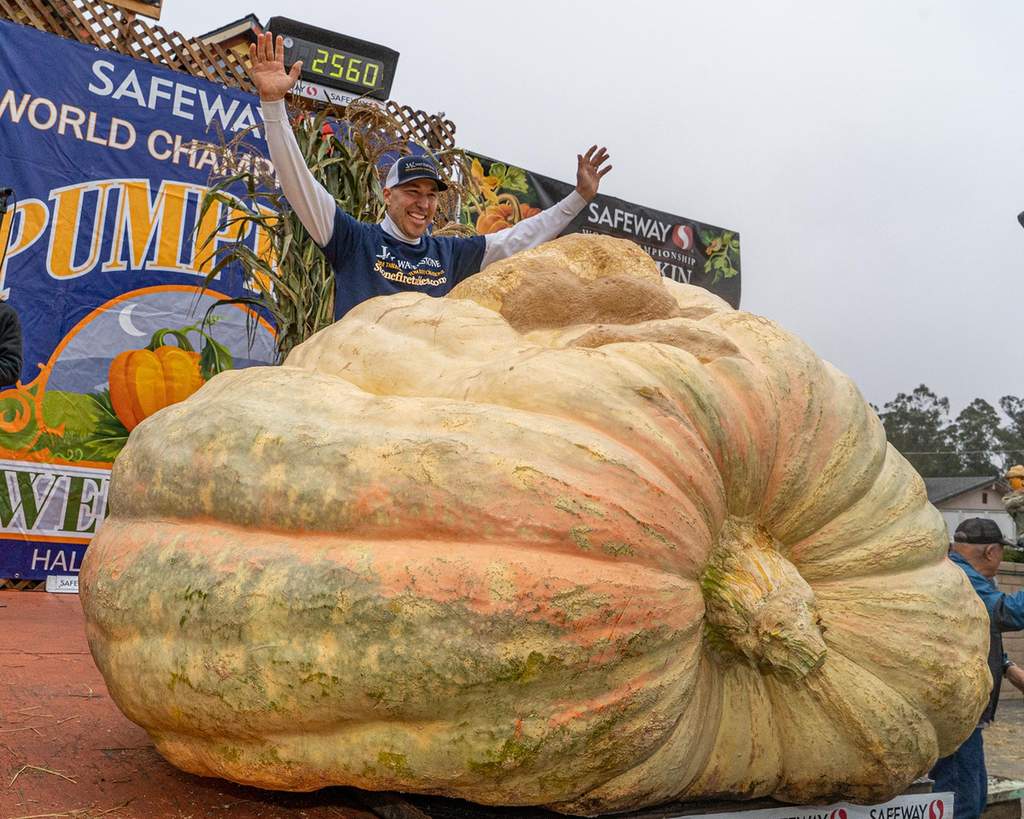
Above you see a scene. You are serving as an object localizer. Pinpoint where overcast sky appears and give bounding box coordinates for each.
[160,0,1024,415]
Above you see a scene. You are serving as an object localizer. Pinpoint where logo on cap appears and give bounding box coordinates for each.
[385,155,448,191]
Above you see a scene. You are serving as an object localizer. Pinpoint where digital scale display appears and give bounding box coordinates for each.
[267,17,399,101]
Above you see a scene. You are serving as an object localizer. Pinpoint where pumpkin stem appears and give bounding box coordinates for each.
[700,517,827,680]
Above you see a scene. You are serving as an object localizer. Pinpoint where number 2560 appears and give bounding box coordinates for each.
[309,48,379,87]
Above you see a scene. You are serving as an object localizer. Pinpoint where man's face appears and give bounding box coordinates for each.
[383,178,439,239]
[952,540,1005,578]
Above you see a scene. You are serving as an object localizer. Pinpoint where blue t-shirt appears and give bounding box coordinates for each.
[321,207,487,320]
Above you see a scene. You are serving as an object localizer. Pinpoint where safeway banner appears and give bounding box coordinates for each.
[464,153,741,307]
[672,793,952,819]
[0,21,277,580]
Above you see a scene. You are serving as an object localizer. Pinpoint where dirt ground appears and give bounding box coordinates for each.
[985,700,1024,781]
[3,590,1024,819]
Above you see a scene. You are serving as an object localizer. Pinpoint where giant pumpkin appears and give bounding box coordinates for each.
[80,235,990,815]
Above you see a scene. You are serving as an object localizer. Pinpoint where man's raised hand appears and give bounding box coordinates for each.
[249,32,302,103]
[575,145,612,202]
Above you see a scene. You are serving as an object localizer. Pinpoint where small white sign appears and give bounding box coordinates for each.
[46,575,79,594]
[291,80,383,109]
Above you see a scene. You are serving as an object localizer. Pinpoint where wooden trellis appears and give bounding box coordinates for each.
[0,578,44,591]
[386,102,458,151]
[0,0,458,148]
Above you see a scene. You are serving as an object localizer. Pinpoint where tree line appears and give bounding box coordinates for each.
[874,386,1024,478]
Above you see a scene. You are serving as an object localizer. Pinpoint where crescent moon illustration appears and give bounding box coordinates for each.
[118,303,147,337]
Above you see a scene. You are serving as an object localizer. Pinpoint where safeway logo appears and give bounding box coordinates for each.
[586,203,672,242]
[830,809,847,819]
[671,224,694,250]
[928,800,944,819]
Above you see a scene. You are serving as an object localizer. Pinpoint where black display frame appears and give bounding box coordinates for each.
[267,16,399,101]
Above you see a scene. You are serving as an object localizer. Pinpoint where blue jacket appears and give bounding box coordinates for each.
[949,551,1024,722]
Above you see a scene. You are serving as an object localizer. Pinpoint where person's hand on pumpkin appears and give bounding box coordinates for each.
[249,32,302,103]
[575,145,612,202]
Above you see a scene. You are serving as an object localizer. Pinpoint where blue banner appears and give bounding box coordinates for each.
[0,21,277,579]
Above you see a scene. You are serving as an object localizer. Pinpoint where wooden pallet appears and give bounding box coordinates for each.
[0,578,45,591]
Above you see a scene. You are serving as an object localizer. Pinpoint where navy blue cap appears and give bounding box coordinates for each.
[384,155,448,191]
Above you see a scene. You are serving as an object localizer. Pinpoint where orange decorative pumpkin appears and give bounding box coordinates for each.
[476,203,515,234]
[108,345,204,431]
[81,235,989,815]
[476,202,542,234]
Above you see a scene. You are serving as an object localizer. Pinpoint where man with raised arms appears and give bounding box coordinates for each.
[250,31,613,320]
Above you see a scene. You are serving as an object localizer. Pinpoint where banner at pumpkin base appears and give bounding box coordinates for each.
[463,152,741,308]
[0,20,279,581]
[672,792,952,819]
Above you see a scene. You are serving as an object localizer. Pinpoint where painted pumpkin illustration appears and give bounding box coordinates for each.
[108,345,204,432]
[107,321,233,432]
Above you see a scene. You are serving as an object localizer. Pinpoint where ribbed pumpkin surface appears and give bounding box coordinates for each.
[80,234,990,815]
